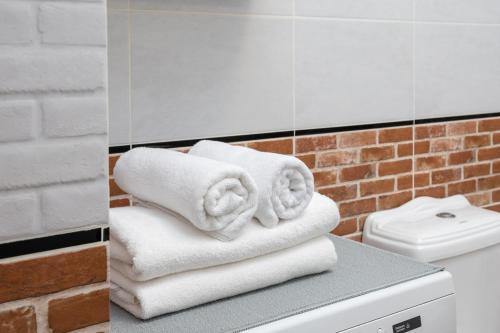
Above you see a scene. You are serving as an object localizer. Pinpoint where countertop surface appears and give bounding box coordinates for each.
[111,236,441,333]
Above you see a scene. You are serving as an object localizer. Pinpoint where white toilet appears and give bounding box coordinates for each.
[363,195,500,333]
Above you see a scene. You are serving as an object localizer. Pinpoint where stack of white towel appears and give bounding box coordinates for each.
[110,140,340,319]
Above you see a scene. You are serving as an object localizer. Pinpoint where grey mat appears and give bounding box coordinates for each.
[111,236,441,333]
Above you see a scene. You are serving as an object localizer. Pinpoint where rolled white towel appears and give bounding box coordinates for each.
[110,192,339,281]
[113,147,258,241]
[189,140,314,227]
[110,236,337,319]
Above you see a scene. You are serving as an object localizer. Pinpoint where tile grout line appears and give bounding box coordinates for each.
[127,0,133,152]
[109,114,500,151]
[412,0,417,200]
[113,8,500,27]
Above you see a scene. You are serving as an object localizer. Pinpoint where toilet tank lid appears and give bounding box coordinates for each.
[363,195,500,262]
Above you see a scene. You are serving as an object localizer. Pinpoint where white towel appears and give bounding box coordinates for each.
[110,192,339,281]
[110,236,337,319]
[189,140,314,227]
[113,147,258,241]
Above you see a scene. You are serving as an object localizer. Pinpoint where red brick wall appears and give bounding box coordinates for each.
[0,245,109,333]
[109,116,500,242]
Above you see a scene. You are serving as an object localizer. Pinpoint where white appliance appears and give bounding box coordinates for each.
[111,236,456,333]
[363,195,500,333]
[250,271,455,333]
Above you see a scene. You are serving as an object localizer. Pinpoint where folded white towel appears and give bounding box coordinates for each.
[110,192,339,281]
[113,147,258,241]
[189,140,314,228]
[110,236,337,319]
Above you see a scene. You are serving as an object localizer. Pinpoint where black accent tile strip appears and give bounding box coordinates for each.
[0,228,103,260]
[294,120,414,137]
[103,227,110,241]
[110,145,131,154]
[414,112,500,125]
[108,112,500,153]
[109,130,294,154]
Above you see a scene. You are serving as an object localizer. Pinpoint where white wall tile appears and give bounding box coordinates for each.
[108,0,129,10]
[106,0,500,142]
[130,12,293,143]
[295,19,412,130]
[108,10,131,146]
[415,24,500,119]
[296,0,413,20]
[416,0,500,24]
[129,0,292,16]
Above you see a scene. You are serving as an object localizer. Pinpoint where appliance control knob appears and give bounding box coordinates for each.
[436,212,456,218]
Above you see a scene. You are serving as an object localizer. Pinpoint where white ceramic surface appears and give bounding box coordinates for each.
[130,11,293,143]
[415,24,500,119]
[295,0,413,20]
[295,19,412,130]
[129,0,292,16]
[108,10,131,146]
[416,0,500,24]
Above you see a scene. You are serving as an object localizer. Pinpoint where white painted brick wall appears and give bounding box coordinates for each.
[42,96,107,137]
[41,181,108,231]
[0,49,105,93]
[0,193,38,239]
[0,101,36,142]
[0,0,108,241]
[0,3,34,44]
[39,3,106,46]
[0,140,106,190]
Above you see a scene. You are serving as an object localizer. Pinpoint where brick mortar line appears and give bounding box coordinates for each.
[330,185,497,204]
[67,321,110,333]
[110,194,132,200]
[417,160,500,173]
[316,175,402,188]
[0,281,109,331]
[0,89,106,102]
[0,175,108,196]
[0,132,107,147]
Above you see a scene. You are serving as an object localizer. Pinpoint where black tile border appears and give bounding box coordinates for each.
[103,227,110,241]
[109,112,500,154]
[294,120,414,136]
[109,145,130,154]
[414,112,500,125]
[0,228,105,260]
[109,130,294,154]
